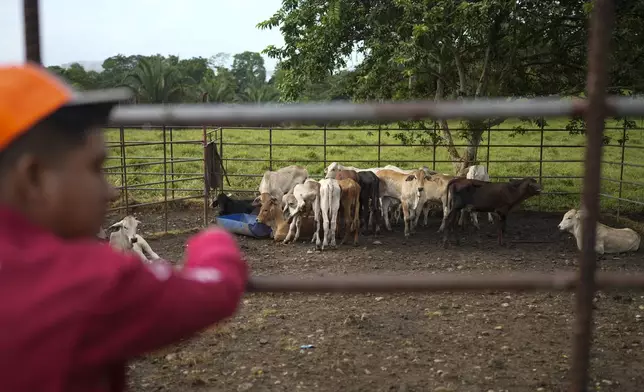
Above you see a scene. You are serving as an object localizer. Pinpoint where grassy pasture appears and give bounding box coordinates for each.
[103,117,644,214]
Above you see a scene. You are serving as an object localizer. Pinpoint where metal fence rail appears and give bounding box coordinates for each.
[20,0,636,390]
[210,123,644,214]
[102,126,211,231]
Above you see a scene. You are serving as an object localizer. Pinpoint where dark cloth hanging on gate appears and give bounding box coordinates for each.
[204,141,229,191]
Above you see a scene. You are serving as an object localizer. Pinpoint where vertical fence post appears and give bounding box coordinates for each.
[162,126,168,233]
[617,119,627,218]
[569,0,614,390]
[23,0,41,64]
[203,126,209,226]
[377,124,382,168]
[323,125,328,169]
[538,117,545,211]
[432,121,437,171]
[269,127,273,171]
[219,128,224,193]
[169,127,175,200]
[119,126,129,215]
[486,122,491,174]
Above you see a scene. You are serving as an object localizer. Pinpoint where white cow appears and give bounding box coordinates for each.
[281,179,322,247]
[108,216,160,263]
[558,208,641,255]
[254,165,308,233]
[376,169,431,237]
[318,178,342,250]
[457,165,495,228]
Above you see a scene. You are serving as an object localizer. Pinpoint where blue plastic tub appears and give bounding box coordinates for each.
[215,213,272,238]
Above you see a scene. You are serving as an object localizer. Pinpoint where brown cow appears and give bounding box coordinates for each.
[442,177,542,246]
[336,178,361,245]
[256,195,320,243]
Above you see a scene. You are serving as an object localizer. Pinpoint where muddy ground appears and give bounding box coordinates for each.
[109,208,644,392]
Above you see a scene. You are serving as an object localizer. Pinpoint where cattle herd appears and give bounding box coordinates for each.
[211,162,641,255]
[94,162,642,262]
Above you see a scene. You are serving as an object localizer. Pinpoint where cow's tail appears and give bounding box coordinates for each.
[352,188,360,232]
[445,179,455,215]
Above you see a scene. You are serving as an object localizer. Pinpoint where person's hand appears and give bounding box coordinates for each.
[183,228,248,286]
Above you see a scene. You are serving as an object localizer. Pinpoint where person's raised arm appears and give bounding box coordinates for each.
[76,229,248,365]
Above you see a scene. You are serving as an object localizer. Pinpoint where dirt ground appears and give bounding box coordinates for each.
[111,208,644,392]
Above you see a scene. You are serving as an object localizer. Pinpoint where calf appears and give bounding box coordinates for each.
[458,165,495,227]
[254,165,308,225]
[376,169,431,238]
[256,196,320,244]
[442,177,542,246]
[336,178,361,245]
[108,216,160,263]
[281,179,322,246]
[212,192,259,216]
[421,173,455,231]
[356,170,382,234]
[558,208,641,254]
[318,178,342,250]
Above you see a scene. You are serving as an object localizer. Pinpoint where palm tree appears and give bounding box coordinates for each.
[236,83,280,103]
[121,57,194,103]
[199,76,236,103]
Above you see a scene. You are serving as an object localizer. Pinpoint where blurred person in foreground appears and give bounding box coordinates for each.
[0,63,248,392]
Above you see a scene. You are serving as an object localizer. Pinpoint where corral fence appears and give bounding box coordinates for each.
[19,0,642,390]
[104,118,644,230]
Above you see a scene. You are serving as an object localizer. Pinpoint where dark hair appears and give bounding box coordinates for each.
[0,107,106,175]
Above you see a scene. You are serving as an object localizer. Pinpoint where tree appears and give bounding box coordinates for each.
[258,0,592,174]
[231,51,267,94]
[236,82,280,103]
[121,57,193,103]
[200,67,237,103]
[101,55,142,88]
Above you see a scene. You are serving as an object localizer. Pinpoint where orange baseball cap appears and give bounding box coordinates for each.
[0,62,132,151]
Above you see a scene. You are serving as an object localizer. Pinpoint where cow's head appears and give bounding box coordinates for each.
[558,208,580,232]
[109,215,142,245]
[256,194,279,225]
[211,192,233,209]
[405,170,430,197]
[520,177,541,196]
[282,193,301,223]
[324,162,341,179]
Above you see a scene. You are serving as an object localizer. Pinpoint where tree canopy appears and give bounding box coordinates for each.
[258,0,644,173]
[47,0,644,174]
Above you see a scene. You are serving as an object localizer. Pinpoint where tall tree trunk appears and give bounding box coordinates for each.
[434,58,462,173]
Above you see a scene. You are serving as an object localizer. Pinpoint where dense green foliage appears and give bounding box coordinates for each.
[50,0,644,177]
[47,52,280,104]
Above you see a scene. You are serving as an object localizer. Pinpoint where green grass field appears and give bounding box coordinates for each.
[103,117,644,214]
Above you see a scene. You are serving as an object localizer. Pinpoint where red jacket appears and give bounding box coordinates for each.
[0,207,248,392]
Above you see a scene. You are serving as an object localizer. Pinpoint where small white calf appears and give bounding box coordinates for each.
[458,165,495,228]
[558,208,641,254]
[318,178,342,250]
[281,179,322,246]
[109,216,160,263]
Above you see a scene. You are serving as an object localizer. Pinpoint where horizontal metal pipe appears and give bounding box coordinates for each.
[104,171,203,176]
[121,187,202,192]
[113,176,203,189]
[103,158,202,171]
[602,160,644,168]
[105,96,644,126]
[105,140,201,147]
[246,271,644,293]
[599,193,644,206]
[218,158,585,164]
[600,177,644,187]
[221,142,588,149]
[107,195,204,211]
